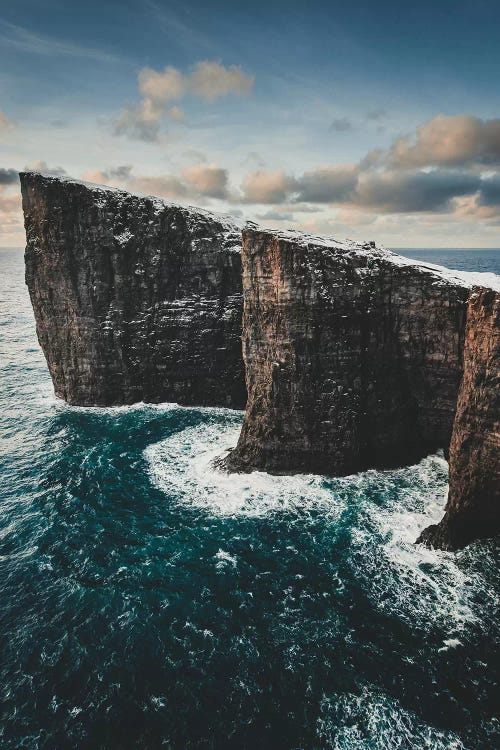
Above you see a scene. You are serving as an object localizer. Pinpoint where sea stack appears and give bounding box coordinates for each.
[21,172,245,407]
[417,289,500,550]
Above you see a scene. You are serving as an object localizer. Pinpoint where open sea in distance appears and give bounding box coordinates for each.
[1,247,499,749]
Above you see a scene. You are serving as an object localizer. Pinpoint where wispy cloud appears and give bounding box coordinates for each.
[144,0,215,54]
[0,19,121,63]
[115,60,254,141]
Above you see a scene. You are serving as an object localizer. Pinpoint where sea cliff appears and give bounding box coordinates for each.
[21,172,245,407]
[21,174,500,550]
[223,227,469,475]
[417,288,500,550]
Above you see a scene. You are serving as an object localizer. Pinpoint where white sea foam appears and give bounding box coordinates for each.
[354,454,480,630]
[144,420,344,519]
[38,385,181,415]
[145,417,496,641]
[317,687,466,750]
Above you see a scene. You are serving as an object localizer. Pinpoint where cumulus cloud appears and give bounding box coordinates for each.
[114,100,163,142]
[25,160,67,177]
[0,168,19,185]
[353,169,480,213]
[130,174,188,200]
[239,165,359,205]
[139,65,185,103]
[241,170,297,204]
[190,61,254,100]
[78,163,230,204]
[386,114,500,168]
[295,165,359,203]
[116,60,254,141]
[182,164,228,198]
[81,165,133,185]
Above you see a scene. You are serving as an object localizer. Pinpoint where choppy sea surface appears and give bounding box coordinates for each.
[1,247,499,750]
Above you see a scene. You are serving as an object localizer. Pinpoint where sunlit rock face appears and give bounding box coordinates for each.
[224,227,470,476]
[21,172,246,408]
[418,289,500,550]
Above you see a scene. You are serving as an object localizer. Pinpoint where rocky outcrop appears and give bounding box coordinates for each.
[223,227,470,475]
[21,172,245,407]
[22,176,500,550]
[417,289,500,550]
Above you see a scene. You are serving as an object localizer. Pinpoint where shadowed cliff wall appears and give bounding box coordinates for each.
[21,172,245,408]
[418,288,500,549]
[225,227,469,475]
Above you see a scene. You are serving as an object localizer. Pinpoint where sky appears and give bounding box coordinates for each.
[1,0,500,247]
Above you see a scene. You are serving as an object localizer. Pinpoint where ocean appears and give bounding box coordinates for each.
[1,247,499,750]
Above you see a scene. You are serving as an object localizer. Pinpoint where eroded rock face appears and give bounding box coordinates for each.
[21,172,246,407]
[22,177,499,550]
[224,227,470,475]
[418,289,500,550]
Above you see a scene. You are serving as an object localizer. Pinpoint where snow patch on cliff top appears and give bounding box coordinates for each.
[21,171,244,235]
[21,172,500,292]
[259,228,500,292]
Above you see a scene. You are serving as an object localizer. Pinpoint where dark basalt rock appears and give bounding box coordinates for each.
[21,176,500,550]
[223,227,470,476]
[417,288,500,550]
[21,172,246,407]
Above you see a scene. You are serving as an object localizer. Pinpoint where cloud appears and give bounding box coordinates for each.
[295,165,359,203]
[386,114,500,168]
[114,99,163,142]
[257,209,295,222]
[130,175,188,200]
[353,169,480,213]
[0,168,19,185]
[182,164,228,198]
[78,163,230,204]
[240,170,297,204]
[239,165,358,205]
[478,174,500,207]
[189,61,254,100]
[366,109,387,121]
[25,160,67,177]
[116,60,254,141]
[0,193,21,214]
[331,117,353,132]
[0,19,120,63]
[139,65,185,103]
[81,165,133,185]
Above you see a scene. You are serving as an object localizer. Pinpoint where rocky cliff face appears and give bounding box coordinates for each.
[22,176,499,550]
[21,172,245,407]
[224,227,470,475]
[418,288,500,550]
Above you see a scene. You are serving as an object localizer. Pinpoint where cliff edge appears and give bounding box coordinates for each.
[21,172,245,407]
[21,176,500,550]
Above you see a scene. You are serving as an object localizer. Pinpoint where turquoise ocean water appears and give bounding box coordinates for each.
[0,248,499,749]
